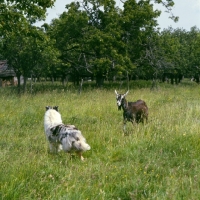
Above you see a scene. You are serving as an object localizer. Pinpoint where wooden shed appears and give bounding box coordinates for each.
[0,60,17,87]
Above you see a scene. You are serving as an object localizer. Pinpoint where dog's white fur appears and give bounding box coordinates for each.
[44,108,63,136]
[44,108,63,152]
[44,107,90,160]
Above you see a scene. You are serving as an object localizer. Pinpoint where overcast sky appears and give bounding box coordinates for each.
[37,0,200,31]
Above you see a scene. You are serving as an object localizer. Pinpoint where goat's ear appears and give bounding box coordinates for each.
[124,90,129,96]
[115,90,118,95]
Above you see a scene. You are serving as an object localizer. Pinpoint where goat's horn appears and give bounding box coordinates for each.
[115,90,118,95]
[124,90,129,96]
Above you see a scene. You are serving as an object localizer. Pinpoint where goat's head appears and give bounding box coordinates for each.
[115,90,129,110]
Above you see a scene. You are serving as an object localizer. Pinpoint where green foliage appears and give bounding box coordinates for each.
[159,27,200,76]
[1,80,200,199]
[3,0,200,87]
[0,0,61,93]
[45,0,181,83]
[0,0,55,29]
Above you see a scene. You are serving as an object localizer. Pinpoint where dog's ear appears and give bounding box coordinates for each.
[53,106,59,111]
[46,106,52,111]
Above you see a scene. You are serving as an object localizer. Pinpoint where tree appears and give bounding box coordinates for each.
[83,0,132,86]
[0,0,55,29]
[158,28,190,83]
[46,2,91,85]
[0,0,58,93]
[47,1,133,87]
[2,23,60,93]
[185,27,200,80]
[120,0,161,80]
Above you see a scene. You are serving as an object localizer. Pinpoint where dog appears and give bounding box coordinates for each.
[44,106,91,161]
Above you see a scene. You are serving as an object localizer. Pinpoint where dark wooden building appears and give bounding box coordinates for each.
[0,60,17,87]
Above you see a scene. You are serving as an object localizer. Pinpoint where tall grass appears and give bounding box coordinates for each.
[1,79,200,199]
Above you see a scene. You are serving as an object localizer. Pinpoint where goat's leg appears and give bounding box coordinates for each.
[123,119,127,131]
[123,124,126,131]
[142,113,148,124]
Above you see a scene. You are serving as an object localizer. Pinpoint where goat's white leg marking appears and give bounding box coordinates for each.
[123,119,127,131]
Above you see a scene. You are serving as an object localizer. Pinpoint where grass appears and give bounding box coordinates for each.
[1,79,200,199]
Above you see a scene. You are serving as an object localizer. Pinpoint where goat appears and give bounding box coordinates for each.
[115,90,148,130]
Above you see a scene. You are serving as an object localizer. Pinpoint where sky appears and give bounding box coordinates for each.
[36,0,200,31]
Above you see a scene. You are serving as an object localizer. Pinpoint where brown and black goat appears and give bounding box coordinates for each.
[115,90,148,130]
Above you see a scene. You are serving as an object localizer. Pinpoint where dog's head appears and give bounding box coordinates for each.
[45,106,59,112]
[71,131,91,151]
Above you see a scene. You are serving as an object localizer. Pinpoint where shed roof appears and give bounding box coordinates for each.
[0,60,15,77]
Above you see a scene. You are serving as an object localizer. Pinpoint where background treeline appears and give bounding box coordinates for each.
[1,0,200,93]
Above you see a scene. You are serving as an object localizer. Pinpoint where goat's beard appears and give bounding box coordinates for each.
[118,106,122,110]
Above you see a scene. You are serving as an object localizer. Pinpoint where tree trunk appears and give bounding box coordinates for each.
[51,77,54,84]
[17,74,21,94]
[62,75,66,86]
[78,78,83,95]
[23,76,27,93]
[96,74,104,88]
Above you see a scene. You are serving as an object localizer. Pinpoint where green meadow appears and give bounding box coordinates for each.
[1,80,200,200]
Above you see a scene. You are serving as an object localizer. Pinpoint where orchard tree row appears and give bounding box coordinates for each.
[0,0,200,92]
